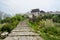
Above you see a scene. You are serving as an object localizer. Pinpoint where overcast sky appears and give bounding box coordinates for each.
[0,0,60,15]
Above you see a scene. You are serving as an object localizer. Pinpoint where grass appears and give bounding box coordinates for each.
[28,20,60,40]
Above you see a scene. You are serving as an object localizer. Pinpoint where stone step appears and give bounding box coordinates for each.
[13,27,31,30]
[4,21,43,40]
[19,23,27,25]
[9,32,39,36]
[12,30,34,32]
[15,26,30,29]
[12,29,34,32]
[4,36,19,40]
[4,36,43,40]
[17,25,29,27]
[12,28,34,32]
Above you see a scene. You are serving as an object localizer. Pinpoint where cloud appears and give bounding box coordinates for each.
[0,0,60,14]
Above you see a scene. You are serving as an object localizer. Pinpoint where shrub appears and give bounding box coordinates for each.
[11,21,18,25]
[52,14,60,23]
[45,19,55,27]
[29,14,60,40]
[38,19,46,28]
[0,24,2,32]
[1,23,12,33]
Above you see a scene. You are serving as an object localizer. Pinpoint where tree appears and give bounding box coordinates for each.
[52,14,60,23]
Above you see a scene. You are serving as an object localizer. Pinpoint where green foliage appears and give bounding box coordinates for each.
[30,14,60,23]
[0,17,11,24]
[40,14,54,20]
[29,18,60,40]
[0,24,2,32]
[0,23,11,33]
[44,27,59,40]
[0,14,25,33]
[52,14,60,23]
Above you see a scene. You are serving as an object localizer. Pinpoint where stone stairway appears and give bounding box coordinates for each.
[4,21,43,40]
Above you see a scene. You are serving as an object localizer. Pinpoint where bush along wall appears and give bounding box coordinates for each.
[0,14,25,33]
[28,14,60,40]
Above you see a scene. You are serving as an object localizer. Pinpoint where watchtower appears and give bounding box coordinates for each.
[31,9,40,16]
